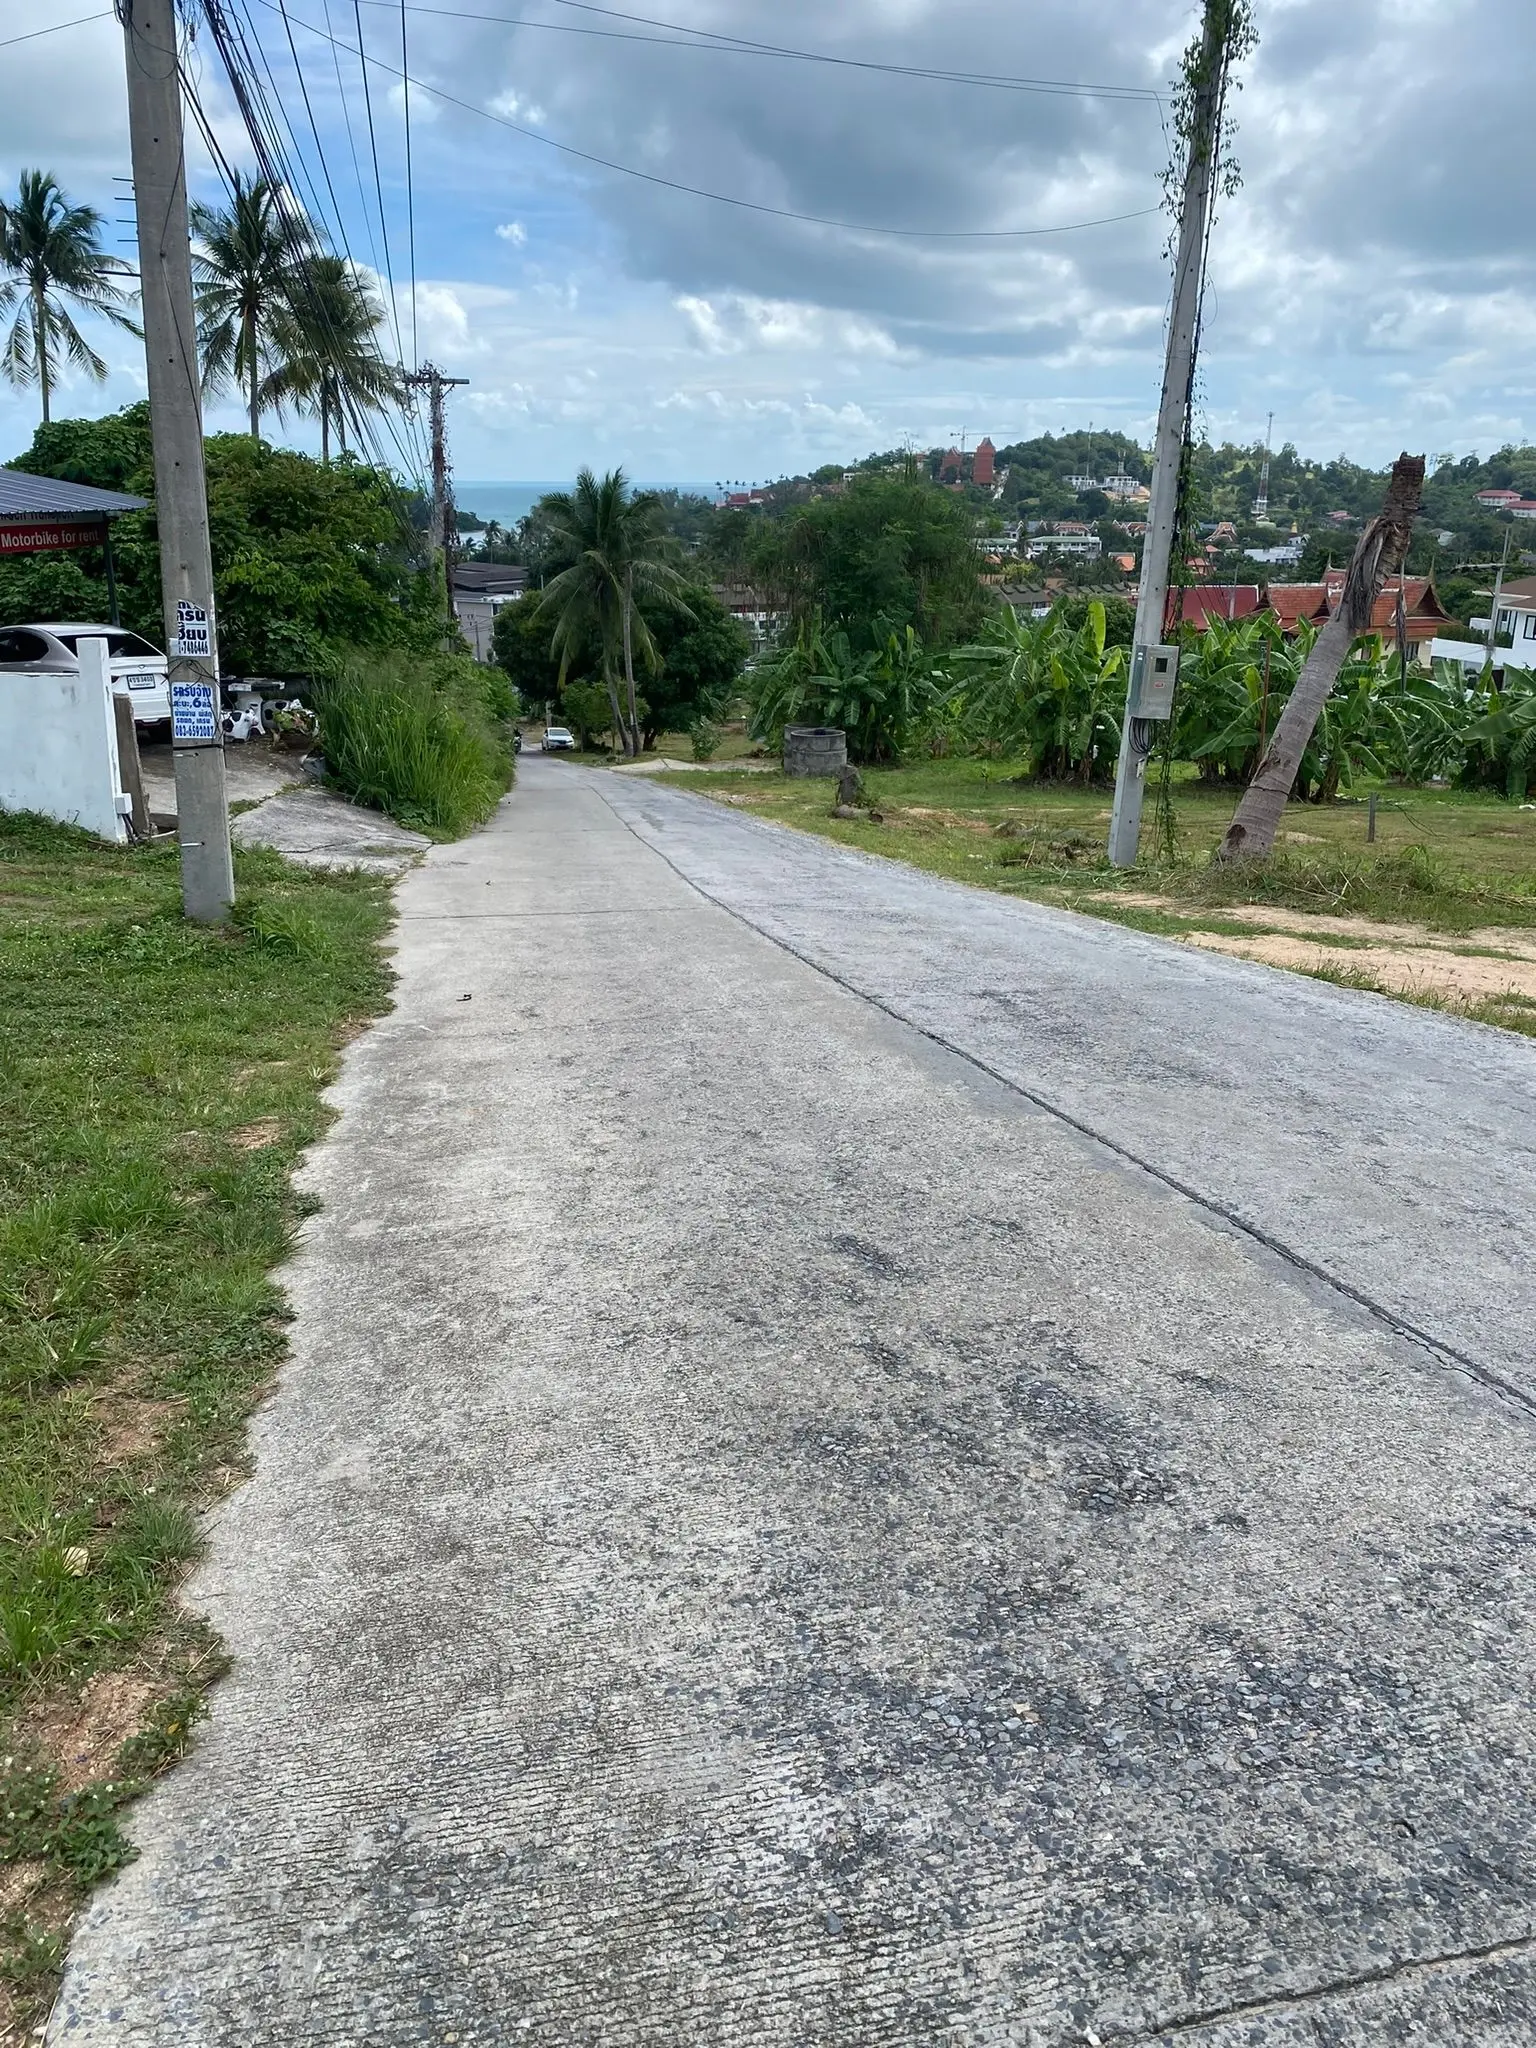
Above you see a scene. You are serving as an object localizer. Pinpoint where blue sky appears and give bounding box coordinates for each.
[2,0,1533,483]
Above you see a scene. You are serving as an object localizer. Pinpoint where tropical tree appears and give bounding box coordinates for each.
[949,599,1127,781]
[259,254,401,459]
[190,173,314,441]
[747,615,941,763]
[0,170,138,424]
[536,468,694,756]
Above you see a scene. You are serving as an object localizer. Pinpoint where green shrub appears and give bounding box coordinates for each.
[689,718,721,762]
[313,650,514,837]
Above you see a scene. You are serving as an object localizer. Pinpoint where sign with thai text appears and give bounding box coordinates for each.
[173,599,213,660]
[170,679,218,745]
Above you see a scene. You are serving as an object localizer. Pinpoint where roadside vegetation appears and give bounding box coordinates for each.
[0,817,393,2036]
[654,759,1536,1037]
[313,648,517,837]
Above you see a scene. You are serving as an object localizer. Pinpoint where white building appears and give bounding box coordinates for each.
[1430,574,1536,673]
[1026,531,1102,560]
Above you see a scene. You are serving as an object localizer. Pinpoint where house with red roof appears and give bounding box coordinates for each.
[1476,487,1523,509]
[1169,585,1263,630]
[1262,576,1452,664]
[972,438,997,488]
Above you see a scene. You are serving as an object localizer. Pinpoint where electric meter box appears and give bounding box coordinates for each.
[1128,642,1179,720]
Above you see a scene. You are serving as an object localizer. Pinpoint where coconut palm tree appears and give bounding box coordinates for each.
[190,173,315,441]
[537,469,694,756]
[0,170,138,424]
[258,254,401,460]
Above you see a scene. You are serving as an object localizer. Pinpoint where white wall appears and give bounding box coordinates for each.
[0,641,128,842]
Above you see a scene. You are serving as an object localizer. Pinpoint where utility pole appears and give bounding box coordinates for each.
[1486,526,1512,669]
[120,0,234,922]
[1106,0,1242,869]
[406,362,468,620]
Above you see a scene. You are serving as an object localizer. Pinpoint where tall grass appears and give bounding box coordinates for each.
[313,649,514,838]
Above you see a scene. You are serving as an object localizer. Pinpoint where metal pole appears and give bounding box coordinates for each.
[103,525,121,627]
[1106,0,1229,868]
[120,0,234,920]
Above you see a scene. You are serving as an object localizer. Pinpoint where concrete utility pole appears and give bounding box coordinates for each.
[120,0,234,921]
[406,362,468,617]
[1106,0,1235,869]
[1486,526,1513,669]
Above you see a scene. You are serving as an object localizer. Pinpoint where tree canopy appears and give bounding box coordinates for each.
[745,475,989,654]
[0,403,438,673]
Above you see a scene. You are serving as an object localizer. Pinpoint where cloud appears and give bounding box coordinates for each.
[1,0,1532,475]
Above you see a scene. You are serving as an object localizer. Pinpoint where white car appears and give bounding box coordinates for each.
[0,621,172,725]
[541,725,576,751]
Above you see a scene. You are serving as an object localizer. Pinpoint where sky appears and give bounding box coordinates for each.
[1,0,1533,484]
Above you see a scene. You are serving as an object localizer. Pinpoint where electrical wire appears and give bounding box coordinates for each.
[350,0,406,368]
[273,0,428,465]
[348,0,1163,104]
[0,10,112,49]
[194,1,429,486]
[401,0,417,366]
[260,1,1162,240]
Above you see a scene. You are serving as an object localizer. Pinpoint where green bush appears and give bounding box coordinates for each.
[313,650,514,837]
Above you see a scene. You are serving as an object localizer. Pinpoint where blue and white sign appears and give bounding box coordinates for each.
[170,679,218,745]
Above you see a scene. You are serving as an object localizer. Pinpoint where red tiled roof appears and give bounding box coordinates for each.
[1264,583,1331,630]
[1264,576,1450,636]
[1171,584,1262,629]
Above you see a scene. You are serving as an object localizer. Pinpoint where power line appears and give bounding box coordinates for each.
[400,0,417,367]
[348,0,1164,104]
[351,0,405,367]
[0,10,112,50]
[194,1,429,484]
[259,1,1162,240]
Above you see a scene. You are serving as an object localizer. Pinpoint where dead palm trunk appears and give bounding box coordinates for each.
[1217,453,1424,862]
[621,567,641,757]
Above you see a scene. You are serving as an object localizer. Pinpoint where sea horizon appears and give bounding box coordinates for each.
[457,480,721,526]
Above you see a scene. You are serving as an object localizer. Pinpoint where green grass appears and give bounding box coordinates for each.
[316,648,515,837]
[0,812,393,2032]
[654,758,1536,932]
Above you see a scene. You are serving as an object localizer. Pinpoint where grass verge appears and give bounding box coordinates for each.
[315,648,515,837]
[653,759,1536,1034]
[0,813,394,2040]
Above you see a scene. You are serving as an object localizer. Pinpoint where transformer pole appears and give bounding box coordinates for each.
[120,0,234,920]
[406,362,468,621]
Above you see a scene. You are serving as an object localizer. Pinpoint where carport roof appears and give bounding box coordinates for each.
[0,469,148,518]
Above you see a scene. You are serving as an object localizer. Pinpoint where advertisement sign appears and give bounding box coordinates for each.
[173,598,213,660]
[0,518,109,555]
[170,679,218,745]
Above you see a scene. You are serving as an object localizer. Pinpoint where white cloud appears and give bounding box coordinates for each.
[495,221,527,247]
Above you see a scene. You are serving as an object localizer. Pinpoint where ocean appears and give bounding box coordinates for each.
[456,481,720,528]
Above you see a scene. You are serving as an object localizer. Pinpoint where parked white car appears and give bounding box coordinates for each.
[0,622,172,725]
[541,725,576,751]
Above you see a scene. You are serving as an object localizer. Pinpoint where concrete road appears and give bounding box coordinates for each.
[52,759,1536,2045]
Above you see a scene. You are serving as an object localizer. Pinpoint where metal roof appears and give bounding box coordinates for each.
[0,469,148,519]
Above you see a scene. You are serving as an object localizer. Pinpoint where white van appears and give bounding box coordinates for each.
[0,622,172,726]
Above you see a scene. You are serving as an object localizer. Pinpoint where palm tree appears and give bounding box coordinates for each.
[259,254,401,460]
[0,170,138,424]
[190,173,314,442]
[537,469,693,756]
